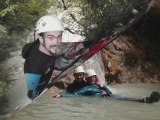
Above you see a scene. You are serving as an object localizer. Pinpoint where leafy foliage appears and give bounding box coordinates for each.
[0,0,149,41]
[58,0,141,41]
[0,0,56,62]
[0,1,61,46]
[0,0,56,34]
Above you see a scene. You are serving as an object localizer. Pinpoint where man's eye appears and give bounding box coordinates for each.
[47,35,62,40]
[58,35,62,39]
[48,36,54,40]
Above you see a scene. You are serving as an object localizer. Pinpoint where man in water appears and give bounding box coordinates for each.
[66,66,88,93]
[53,69,160,104]
[53,69,112,98]
[22,15,64,99]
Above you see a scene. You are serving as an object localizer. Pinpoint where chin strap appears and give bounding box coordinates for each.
[34,30,36,41]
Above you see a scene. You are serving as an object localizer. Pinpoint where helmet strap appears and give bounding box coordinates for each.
[42,34,46,48]
[40,33,50,54]
[34,30,36,41]
[39,33,46,49]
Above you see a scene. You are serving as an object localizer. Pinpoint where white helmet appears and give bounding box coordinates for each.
[74,66,85,73]
[85,69,97,78]
[36,15,64,33]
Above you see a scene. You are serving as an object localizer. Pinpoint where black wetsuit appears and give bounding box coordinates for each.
[23,41,55,99]
[66,79,88,93]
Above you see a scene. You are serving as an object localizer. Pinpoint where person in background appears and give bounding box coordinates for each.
[53,69,160,104]
[22,15,64,100]
[53,69,112,98]
[66,66,88,93]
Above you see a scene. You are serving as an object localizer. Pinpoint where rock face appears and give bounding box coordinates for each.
[101,0,160,84]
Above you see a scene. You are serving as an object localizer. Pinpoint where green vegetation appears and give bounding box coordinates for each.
[0,0,56,33]
[57,0,134,41]
[0,0,58,62]
[0,81,7,96]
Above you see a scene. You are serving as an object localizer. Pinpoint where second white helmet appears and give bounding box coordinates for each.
[85,69,97,78]
[36,15,64,34]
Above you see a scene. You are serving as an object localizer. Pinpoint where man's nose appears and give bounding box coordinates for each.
[55,37,61,44]
[54,37,58,43]
[91,77,95,80]
[52,38,59,45]
[78,76,82,79]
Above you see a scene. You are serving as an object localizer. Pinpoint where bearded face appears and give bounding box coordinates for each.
[74,72,85,81]
[38,31,63,56]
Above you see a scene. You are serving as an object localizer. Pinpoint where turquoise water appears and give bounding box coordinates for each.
[1,84,160,120]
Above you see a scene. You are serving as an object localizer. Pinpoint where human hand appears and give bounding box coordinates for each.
[52,94,61,98]
[101,90,107,97]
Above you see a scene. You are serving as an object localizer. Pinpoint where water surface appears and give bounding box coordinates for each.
[1,84,160,120]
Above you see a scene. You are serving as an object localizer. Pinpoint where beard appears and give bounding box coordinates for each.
[48,46,58,55]
[76,78,84,82]
[49,43,65,56]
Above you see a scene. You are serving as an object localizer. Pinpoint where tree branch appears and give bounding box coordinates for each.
[60,0,84,27]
